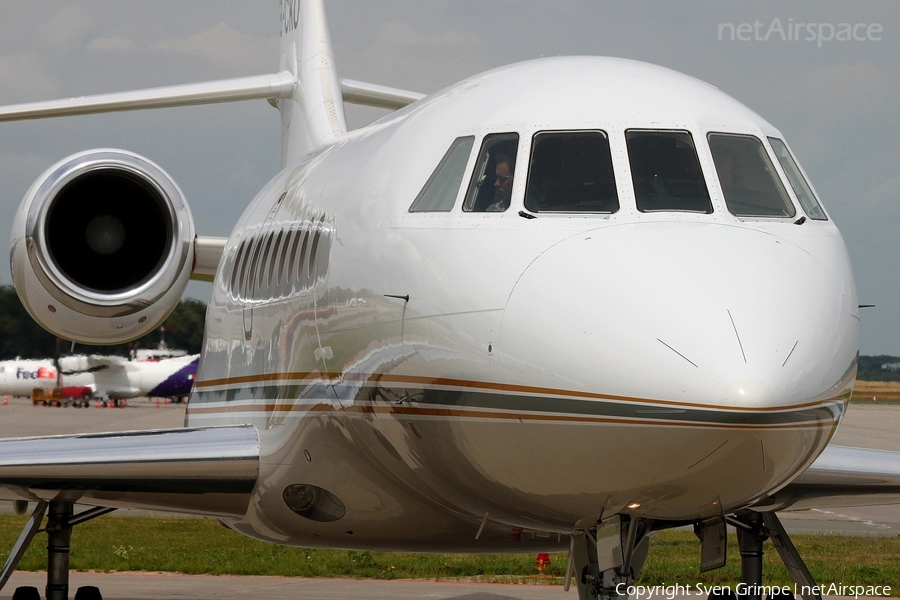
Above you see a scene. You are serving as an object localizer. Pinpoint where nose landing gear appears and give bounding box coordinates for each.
[726,512,822,600]
[567,515,652,600]
[567,511,822,600]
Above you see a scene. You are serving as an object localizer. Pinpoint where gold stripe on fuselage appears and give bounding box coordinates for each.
[193,371,850,414]
[187,403,838,430]
[187,383,845,431]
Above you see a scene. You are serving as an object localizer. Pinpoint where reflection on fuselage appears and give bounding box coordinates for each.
[191,56,858,551]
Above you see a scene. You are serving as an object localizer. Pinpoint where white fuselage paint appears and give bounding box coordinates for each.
[0,355,198,400]
[0,360,64,397]
[187,57,858,552]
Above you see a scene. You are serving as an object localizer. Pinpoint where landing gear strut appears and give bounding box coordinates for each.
[0,500,115,600]
[46,502,73,600]
[567,511,822,600]
[727,512,822,600]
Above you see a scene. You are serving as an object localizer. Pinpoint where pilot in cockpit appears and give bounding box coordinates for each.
[485,151,515,212]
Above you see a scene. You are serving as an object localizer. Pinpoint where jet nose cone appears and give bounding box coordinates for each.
[720,378,775,408]
[500,222,858,408]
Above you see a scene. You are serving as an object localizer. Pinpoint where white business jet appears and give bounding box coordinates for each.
[0,354,198,404]
[0,2,897,600]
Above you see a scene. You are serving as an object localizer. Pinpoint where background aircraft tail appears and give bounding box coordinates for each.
[0,0,421,166]
[277,0,348,165]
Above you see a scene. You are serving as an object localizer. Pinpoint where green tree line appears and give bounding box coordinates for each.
[0,286,206,359]
[857,355,900,382]
[1,284,899,377]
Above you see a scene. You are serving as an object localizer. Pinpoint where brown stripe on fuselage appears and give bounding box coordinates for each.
[185,399,840,430]
[194,371,849,414]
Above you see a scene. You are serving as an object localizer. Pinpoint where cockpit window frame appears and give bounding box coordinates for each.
[625,129,714,214]
[462,132,520,213]
[523,129,620,215]
[408,135,476,213]
[767,137,828,221]
[707,132,796,220]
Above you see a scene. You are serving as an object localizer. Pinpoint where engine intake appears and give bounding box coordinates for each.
[10,149,195,344]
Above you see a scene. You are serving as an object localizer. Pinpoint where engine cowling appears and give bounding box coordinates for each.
[10,149,195,344]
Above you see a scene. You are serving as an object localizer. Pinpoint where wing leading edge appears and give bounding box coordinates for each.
[0,426,259,517]
[754,445,900,511]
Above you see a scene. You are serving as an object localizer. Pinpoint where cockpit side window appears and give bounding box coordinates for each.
[463,133,519,212]
[524,131,619,213]
[626,130,712,213]
[409,136,475,212]
[768,137,827,221]
[708,133,795,218]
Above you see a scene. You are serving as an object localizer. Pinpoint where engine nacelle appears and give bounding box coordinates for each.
[10,149,195,344]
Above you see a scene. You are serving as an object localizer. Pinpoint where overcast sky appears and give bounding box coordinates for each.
[0,1,897,355]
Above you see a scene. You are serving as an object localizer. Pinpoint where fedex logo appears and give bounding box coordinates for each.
[16,366,56,380]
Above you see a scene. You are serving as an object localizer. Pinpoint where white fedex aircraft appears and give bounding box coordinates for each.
[0,2,898,600]
[0,354,198,404]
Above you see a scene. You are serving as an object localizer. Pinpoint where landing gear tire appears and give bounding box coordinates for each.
[767,591,795,600]
[708,589,737,600]
[12,586,40,600]
[75,585,103,600]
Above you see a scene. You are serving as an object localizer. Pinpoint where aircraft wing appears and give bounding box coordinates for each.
[57,354,125,374]
[83,355,129,370]
[754,445,900,511]
[0,426,259,518]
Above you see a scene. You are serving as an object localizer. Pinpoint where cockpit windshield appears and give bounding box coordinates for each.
[463,133,519,212]
[524,131,619,213]
[409,136,475,212]
[708,133,795,218]
[626,130,712,213]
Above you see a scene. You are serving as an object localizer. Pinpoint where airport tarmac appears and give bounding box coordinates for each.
[0,397,898,599]
[3,572,560,600]
[1,571,893,600]
[0,395,185,437]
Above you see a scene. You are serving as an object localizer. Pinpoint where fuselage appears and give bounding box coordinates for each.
[0,355,198,400]
[189,57,858,551]
[102,354,199,400]
[0,359,61,397]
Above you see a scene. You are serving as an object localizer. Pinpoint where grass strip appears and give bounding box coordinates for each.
[851,382,900,402]
[1,516,898,588]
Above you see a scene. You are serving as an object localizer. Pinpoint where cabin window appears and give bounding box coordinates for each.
[768,137,827,221]
[626,130,712,213]
[708,133,795,218]
[463,133,519,212]
[524,131,619,213]
[409,136,475,212]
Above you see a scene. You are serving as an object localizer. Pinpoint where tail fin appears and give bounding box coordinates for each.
[0,0,420,165]
[279,0,347,165]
